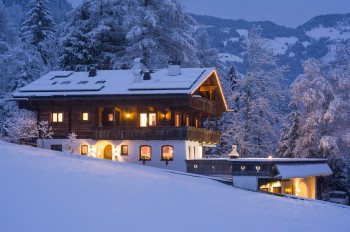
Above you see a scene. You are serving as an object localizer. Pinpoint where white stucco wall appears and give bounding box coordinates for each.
[38,139,202,172]
[232,176,258,191]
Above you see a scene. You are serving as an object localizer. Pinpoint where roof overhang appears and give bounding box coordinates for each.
[274,163,332,179]
[191,69,228,111]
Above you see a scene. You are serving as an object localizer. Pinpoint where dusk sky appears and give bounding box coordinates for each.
[69,0,350,27]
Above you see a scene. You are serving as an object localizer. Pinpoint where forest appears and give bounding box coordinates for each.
[0,0,349,194]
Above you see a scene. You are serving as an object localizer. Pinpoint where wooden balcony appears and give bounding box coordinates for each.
[189,97,221,115]
[92,126,221,143]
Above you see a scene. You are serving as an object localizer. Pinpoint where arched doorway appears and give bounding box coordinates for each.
[298,181,308,198]
[104,145,113,160]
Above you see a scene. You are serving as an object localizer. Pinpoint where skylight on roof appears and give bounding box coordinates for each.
[78,81,88,84]
[52,82,57,85]
[61,81,71,85]
[95,81,106,84]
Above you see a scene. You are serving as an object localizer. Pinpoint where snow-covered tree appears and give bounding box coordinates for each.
[122,0,199,68]
[37,120,53,148]
[226,26,286,157]
[277,102,302,157]
[21,0,56,64]
[194,26,219,68]
[291,59,334,158]
[1,106,37,144]
[60,0,125,71]
[0,45,44,93]
[63,132,79,154]
[0,1,16,44]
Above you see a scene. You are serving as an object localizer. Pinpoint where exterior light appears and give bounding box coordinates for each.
[240,165,246,171]
[126,113,130,118]
[229,145,239,159]
[255,165,261,172]
[268,155,273,159]
[194,164,198,169]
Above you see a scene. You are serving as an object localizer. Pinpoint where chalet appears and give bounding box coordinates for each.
[12,59,228,172]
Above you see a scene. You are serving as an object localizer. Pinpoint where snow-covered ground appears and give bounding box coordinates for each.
[1,140,349,232]
[306,25,350,40]
[218,53,243,63]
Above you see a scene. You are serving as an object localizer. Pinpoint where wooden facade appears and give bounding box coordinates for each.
[19,92,224,144]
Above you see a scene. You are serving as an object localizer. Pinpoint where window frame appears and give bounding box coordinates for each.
[139,145,152,161]
[52,112,64,123]
[51,144,62,151]
[161,145,174,161]
[82,112,89,121]
[81,145,88,155]
[121,145,128,156]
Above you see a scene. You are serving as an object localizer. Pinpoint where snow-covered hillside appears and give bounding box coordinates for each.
[194,13,350,82]
[0,140,349,232]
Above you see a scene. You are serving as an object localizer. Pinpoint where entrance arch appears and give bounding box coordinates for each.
[104,145,113,160]
[298,181,308,198]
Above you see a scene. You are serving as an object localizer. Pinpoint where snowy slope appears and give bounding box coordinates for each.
[0,140,349,232]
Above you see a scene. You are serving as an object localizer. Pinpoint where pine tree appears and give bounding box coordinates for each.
[21,0,56,64]
[122,0,199,68]
[60,0,125,71]
[277,102,302,157]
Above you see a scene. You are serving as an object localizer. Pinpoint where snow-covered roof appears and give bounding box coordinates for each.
[12,68,219,98]
[228,158,328,163]
[275,163,332,179]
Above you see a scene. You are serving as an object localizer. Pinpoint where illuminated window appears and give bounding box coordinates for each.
[185,116,190,126]
[52,112,63,122]
[81,145,88,155]
[121,145,128,155]
[161,145,174,161]
[140,113,147,127]
[149,113,156,126]
[285,186,293,195]
[195,118,199,127]
[82,112,89,121]
[108,113,114,122]
[140,145,151,160]
[175,114,181,127]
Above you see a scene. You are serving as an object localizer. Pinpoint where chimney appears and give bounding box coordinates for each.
[133,58,143,82]
[168,61,181,76]
[88,68,97,77]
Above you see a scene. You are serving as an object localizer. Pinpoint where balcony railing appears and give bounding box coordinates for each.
[92,126,221,144]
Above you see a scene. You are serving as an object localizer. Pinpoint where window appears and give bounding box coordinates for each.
[51,145,62,151]
[175,113,181,127]
[185,115,190,126]
[108,113,114,122]
[52,112,63,122]
[82,112,89,121]
[193,146,196,159]
[52,82,57,85]
[140,113,147,127]
[81,145,88,155]
[139,145,151,161]
[121,145,128,155]
[95,81,106,84]
[161,146,174,161]
[195,118,199,127]
[78,81,88,84]
[60,81,71,84]
[149,113,156,126]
